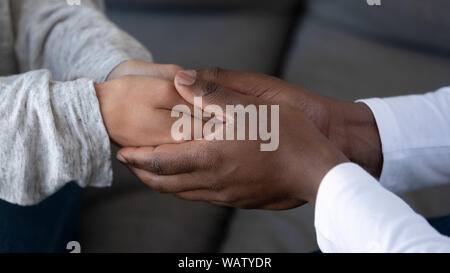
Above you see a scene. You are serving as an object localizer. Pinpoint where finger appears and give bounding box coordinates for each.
[128,167,210,193]
[117,141,218,175]
[188,67,291,99]
[203,67,286,97]
[259,200,307,211]
[196,68,328,114]
[174,70,253,116]
[175,190,226,204]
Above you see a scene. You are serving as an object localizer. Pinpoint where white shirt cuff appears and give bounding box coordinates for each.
[358,89,450,193]
[356,98,403,191]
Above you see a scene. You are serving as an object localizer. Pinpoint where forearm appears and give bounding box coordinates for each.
[13,0,152,83]
[330,87,450,193]
[0,70,112,205]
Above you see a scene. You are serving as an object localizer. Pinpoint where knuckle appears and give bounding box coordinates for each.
[203,83,232,106]
[202,146,222,168]
[209,87,232,105]
[203,81,220,95]
[148,155,164,175]
[192,144,219,170]
[210,181,224,192]
[206,67,223,80]
[178,157,193,173]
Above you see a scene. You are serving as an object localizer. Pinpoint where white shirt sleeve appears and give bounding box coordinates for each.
[314,87,450,252]
[315,163,450,253]
[358,87,450,193]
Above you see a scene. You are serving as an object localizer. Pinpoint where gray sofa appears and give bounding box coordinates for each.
[80,0,450,252]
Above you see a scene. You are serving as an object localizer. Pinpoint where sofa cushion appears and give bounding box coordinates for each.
[283,17,450,101]
[106,0,297,11]
[220,205,318,253]
[105,7,294,73]
[308,0,450,54]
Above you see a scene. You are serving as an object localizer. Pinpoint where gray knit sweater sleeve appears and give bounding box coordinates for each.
[0,70,112,205]
[0,0,154,205]
[12,0,153,82]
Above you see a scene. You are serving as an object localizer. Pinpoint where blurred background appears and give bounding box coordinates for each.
[80,0,450,252]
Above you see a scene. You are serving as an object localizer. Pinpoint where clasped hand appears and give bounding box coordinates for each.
[98,61,382,210]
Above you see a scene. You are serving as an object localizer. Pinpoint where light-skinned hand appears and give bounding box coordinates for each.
[94,75,198,147]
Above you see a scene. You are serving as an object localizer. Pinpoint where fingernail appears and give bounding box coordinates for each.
[116,153,127,164]
[176,70,197,86]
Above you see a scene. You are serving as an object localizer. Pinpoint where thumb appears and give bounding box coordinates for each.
[174,70,252,115]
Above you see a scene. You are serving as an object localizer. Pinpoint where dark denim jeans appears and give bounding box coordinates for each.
[428,215,450,237]
[0,182,82,253]
[0,182,449,253]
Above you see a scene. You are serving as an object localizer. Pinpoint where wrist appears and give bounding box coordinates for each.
[327,101,383,177]
[94,82,107,109]
[94,82,113,139]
